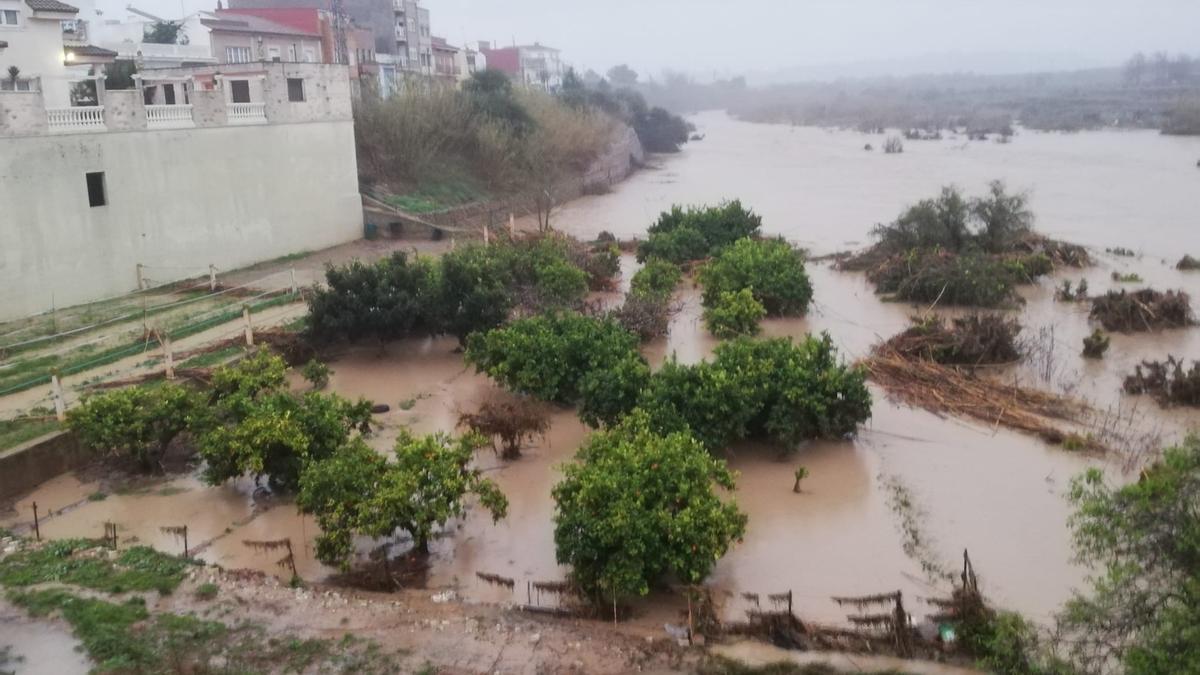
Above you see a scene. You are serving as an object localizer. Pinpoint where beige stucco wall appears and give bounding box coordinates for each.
[209,31,322,65]
[0,119,362,319]
[0,90,49,134]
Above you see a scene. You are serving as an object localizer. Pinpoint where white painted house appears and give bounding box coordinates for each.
[0,62,363,320]
[0,0,115,106]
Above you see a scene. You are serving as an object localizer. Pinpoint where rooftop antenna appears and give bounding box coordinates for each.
[331,0,348,64]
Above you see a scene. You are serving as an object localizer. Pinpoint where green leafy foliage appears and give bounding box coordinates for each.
[0,539,188,595]
[67,382,199,471]
[466,312,648,410]
[630,259,683,299]
[698,238,813,316]
[196,352,373,493]
[958,610,1072,675]
[552,411,747,600]
[638,335,872,450]
[637,201,763,264]
[301,359,331,390]
[871,182,1034,256]
[704,288,766,338]
[1058,435,1200,674]
[306,252,441,344]
[869,250,1020,307]
[298,432,507,566]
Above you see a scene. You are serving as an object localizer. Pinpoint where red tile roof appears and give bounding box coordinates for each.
[204,10,320,38]
[218,8,320,35]
[25,0,78,13]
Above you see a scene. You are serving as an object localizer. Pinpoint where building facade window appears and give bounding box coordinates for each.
[226,46,252,64]
[229,79,250,103]
[287,45,296,61]
[0,9,18,25]
[286,77,304,102]
[303,47,315,62]
[85,172,106,207]
[267,46,280,62]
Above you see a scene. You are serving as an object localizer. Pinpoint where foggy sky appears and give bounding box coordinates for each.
[100,0,1200,82]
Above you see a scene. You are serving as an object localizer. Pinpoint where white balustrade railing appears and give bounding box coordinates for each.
[46,106,105,132]
[145,104,195,128]
[227,102,267,124]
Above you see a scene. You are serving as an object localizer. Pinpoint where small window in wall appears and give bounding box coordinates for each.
[142,85,156,105]
[303,48,315,62]
[0,9,19,26]
[85,172,107,208]
[229,80,250,103]
[286,77,304,102]
[163,83,175,105]
[268,46,281,62]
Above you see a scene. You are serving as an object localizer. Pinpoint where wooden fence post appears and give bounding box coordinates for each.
[483,223,490,245]
[50,374,66,421]
[508,213,516,237]
[242,305,254,346]
[32,501,40,541]
[162,334,175,380]
[209,265,217,292]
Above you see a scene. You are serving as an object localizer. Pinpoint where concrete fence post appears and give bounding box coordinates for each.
[136,263,145,291]
[509,213,516,237]
[50,374,66,421]
[162,334,175,380]
[290,268,298,296]
[242,305,254,346]
[209,265,218,292]
[483,223,490,245]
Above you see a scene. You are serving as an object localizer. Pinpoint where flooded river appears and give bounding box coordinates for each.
[4,113,1199,633]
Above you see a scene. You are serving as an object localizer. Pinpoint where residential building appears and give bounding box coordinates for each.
[430,35,456,84]
[0,0,116,106]
[203,9,323,65]
[479,41,564,91]
[0,61,363,320]
[228,0,394,55]
[391,0,429,75]
[455,43,484,82]
[91,7,217,69]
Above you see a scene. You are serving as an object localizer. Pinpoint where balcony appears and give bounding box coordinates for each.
[145,104,195,129]
[46,106,105,133]
[227,102,267,125]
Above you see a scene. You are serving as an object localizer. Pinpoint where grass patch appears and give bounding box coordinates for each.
[0,417,62,453]
[194,582,219,601]
[1111,271,1143,283]
[0,539,189,595]
[385,177,487,214]
[178,345,245,370]
[7,589,396,674]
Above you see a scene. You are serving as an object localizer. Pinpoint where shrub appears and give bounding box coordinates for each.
[552,411,747,601]
[67,382,199,472]
[306,252,440,344]
[1123,357,1200,406]
[698,238,813,316]
[465,312,647,407]
[637,201,763,264]
[1089,289,1195,332]
[1082,329,1110,359]
[633,106,691,153]
[610,292,675,342]
[883,136,904,153]
[301,360,331,390]
[881,314,1021,365]
[704,289,766,338]
[458,391,550,459]
[437,243,517,342]
[629,259,683,299]
[639,335,872,450]
[298,432,507,567]
[1178,255,1200,271]
[578,352,652,428]
[869,251,1019,307]
[196,353,373,493]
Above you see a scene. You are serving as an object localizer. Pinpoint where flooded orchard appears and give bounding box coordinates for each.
[4,113,1199,629]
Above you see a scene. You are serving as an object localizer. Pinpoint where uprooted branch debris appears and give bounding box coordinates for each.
[1089,289,1195,333]
[1123,356,1200,407]
[882,314,1022,365]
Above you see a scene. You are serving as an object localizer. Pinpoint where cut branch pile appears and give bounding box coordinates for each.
[864,347,1103,450]
[882,314,1021,365]
[1123,356,1200,407]
[458,391,550,460]
[1089,289,1195,333]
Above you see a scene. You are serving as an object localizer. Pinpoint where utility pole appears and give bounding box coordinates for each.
[331,0,348,65]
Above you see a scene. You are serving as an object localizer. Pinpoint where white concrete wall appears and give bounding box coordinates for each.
[0,119,362,319]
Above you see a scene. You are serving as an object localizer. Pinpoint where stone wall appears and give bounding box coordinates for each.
[104,90,145,131]
[0,91,48,136]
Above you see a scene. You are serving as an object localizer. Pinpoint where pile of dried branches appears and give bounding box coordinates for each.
[458,391,550,459]
[1089,289,1196,333]
[865,346,1102,449]
[1123,356,1200,407]
[882,314,1022,365]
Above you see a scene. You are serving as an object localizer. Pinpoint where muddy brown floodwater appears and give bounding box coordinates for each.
[4,114,1199,635]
